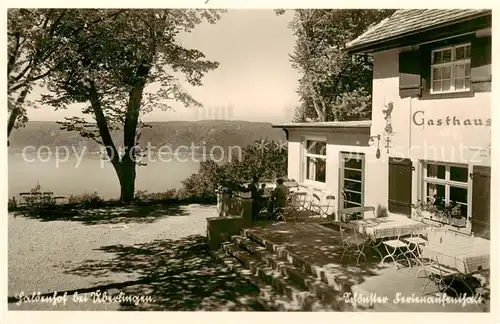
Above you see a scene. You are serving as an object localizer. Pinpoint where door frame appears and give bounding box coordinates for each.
[338,151,366,212]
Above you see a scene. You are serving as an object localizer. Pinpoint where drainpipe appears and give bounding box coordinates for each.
[409,97,415,215]
[409,97,412,158]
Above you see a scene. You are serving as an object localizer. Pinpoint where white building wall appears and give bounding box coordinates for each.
[370,46,491,213]
[284,34,491,225]
[287,128,373,218]
[371,48,491,166]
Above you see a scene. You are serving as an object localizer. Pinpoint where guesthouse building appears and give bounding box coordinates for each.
[274,9,492,238]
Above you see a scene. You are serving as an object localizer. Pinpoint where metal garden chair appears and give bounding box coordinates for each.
[309,192,336,220]
[379,226,412,269]
[417,252,475,297]
[339,222,371,265]
[275,191,308,222]
[402,225,430,267]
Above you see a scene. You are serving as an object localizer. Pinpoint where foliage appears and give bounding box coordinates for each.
[67,191,104,207]
[277,9,395,122]
[180,138,288,199]
[134,189,179,202]
[331,88,372,121]
[228,139,288,182]
[37,9,224,202]
[19,183,57,212]
[376,205,388,218]
[7,9,76,139]
[179,160,221,200]
[8,197,18,209]
[413,198,463,220]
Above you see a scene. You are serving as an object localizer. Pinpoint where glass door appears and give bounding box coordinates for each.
[339,152,365,218]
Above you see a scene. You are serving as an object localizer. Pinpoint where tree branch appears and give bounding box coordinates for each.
[9,59,33,86]
[7,32,21,75]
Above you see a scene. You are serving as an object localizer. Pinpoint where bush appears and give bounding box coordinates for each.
[376,205,388,218]
[8,196,17,209]
[67,192,104,207]
[134,189,178,202]
[180,160,220,200]
[23,183,56,210]
[180,138,287,201]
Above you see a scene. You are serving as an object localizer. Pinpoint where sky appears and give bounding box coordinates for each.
[27,9,300,124]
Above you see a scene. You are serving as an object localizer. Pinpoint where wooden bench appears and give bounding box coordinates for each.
[19,191,66,208]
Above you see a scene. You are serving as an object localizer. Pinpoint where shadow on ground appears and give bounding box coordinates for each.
[9,202,207,225]
[8,235,269,311]
[246,221,489,312]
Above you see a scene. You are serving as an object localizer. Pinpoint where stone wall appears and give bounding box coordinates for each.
[207,197,253,250]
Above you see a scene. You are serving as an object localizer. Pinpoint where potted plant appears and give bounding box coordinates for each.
[413,197,466,227]
[412,199,434,221]
[447,202,466,227]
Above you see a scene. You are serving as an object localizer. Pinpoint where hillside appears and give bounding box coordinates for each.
[8,120,287,154]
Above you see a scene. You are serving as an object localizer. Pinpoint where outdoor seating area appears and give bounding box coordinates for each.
[242,220,490,311]
[322,214,490,300]
[218,179,339,222]
[213,186,490,311]
[213,173,491,311]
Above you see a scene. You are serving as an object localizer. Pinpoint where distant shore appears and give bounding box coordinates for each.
[8,149,232,163]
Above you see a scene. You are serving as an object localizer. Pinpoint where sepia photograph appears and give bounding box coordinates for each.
[4,5,495,317]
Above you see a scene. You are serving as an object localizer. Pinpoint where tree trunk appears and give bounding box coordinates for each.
[7,109,18,141]
[118,63,149,203]
[312,98,326,122]
[118,158,136,203]
[7,85,30,139]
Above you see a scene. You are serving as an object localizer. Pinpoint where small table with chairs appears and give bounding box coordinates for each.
[347,214,431,268]
[416,233,490,298]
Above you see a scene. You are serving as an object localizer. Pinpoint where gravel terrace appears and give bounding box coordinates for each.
[8,204,267,311]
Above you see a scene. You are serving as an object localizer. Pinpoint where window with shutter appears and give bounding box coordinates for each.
[415,33,490,99]
[420,161,471,227]
[430,44,471,93]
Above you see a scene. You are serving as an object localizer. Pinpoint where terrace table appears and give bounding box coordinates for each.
[349,214,428,240]
[346,214,430,261]
[420,236,490,274]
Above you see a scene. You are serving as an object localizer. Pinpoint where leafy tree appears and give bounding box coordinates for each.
[40,9,224,202]
[277,9,395,122]
[7,9,123,142]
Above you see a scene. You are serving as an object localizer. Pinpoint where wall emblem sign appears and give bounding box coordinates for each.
[382,101,395,153]
[382,102,394,134]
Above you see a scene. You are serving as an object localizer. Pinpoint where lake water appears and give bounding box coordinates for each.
[8,153,201,200]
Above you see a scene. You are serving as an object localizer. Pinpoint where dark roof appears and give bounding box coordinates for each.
[346,9,491,53]
[272,121,371,129]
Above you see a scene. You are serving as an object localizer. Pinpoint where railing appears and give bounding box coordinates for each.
[216,191,246,217]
